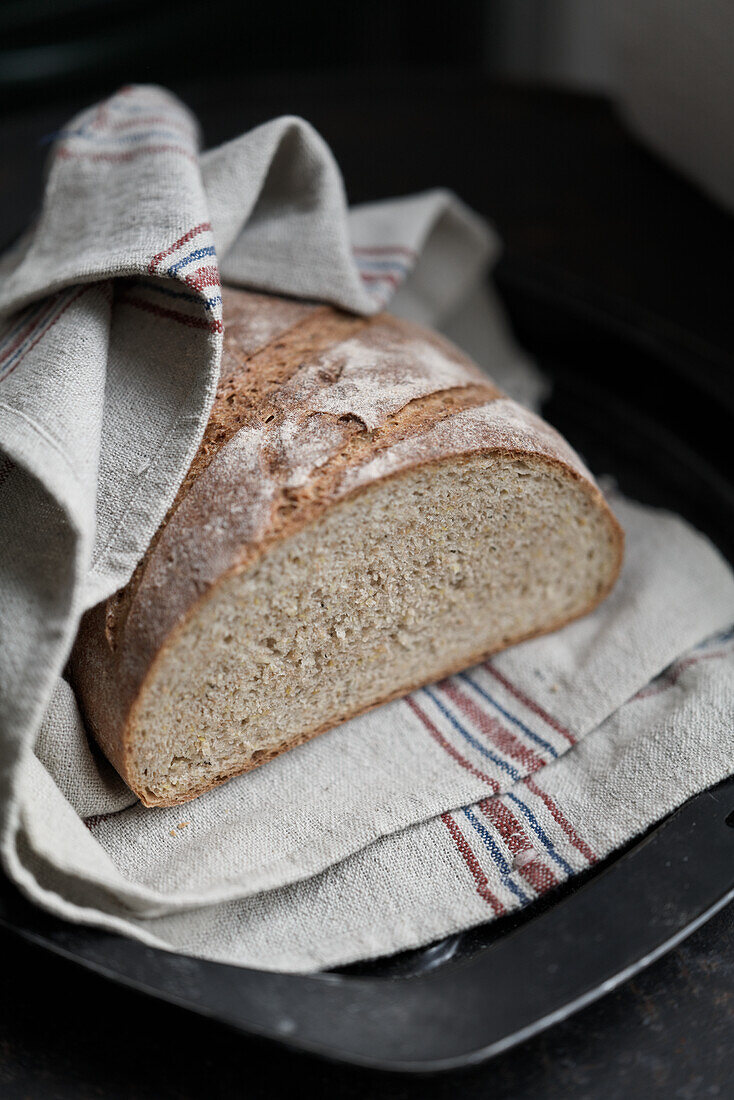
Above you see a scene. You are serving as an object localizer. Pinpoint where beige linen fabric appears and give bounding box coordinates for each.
[1,85,732,972]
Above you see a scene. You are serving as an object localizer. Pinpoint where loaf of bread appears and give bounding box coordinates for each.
[71,287,623,807]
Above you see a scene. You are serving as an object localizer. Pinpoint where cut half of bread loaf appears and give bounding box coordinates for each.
[71,287,623,807]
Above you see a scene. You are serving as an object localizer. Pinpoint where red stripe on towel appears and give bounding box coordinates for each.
[182,265,221,293]
[479,798,558,895]
[148,222,212,274]
[56,144,198,167]
[440,680,547,773]
[405,697,500,792]
[634,645,734,700]
[441,811,505,914]
[0,307,53,368]
[522,775,597,864]
[118,295,223,334]
[484,664,576,744]
[359,271,401,287]
[0,286,90,382]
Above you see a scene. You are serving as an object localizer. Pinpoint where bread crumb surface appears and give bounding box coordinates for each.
[128,452,619,805]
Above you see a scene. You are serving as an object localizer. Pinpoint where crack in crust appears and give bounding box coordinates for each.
[262,382,500,540]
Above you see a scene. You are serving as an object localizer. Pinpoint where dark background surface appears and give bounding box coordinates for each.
[1,3,733,1095]
[1,901,733,1099]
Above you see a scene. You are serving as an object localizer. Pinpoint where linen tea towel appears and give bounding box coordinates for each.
[1,84,733,971]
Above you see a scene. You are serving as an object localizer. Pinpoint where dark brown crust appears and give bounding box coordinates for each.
[71,288,624,807]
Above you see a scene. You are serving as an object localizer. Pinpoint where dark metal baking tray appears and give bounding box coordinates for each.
[1,266,732,1072]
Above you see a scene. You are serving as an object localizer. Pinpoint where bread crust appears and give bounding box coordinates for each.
[71,288,623,806]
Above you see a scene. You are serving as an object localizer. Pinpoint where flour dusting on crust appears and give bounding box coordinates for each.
[307,320,482,429]
[337,399,592,496]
